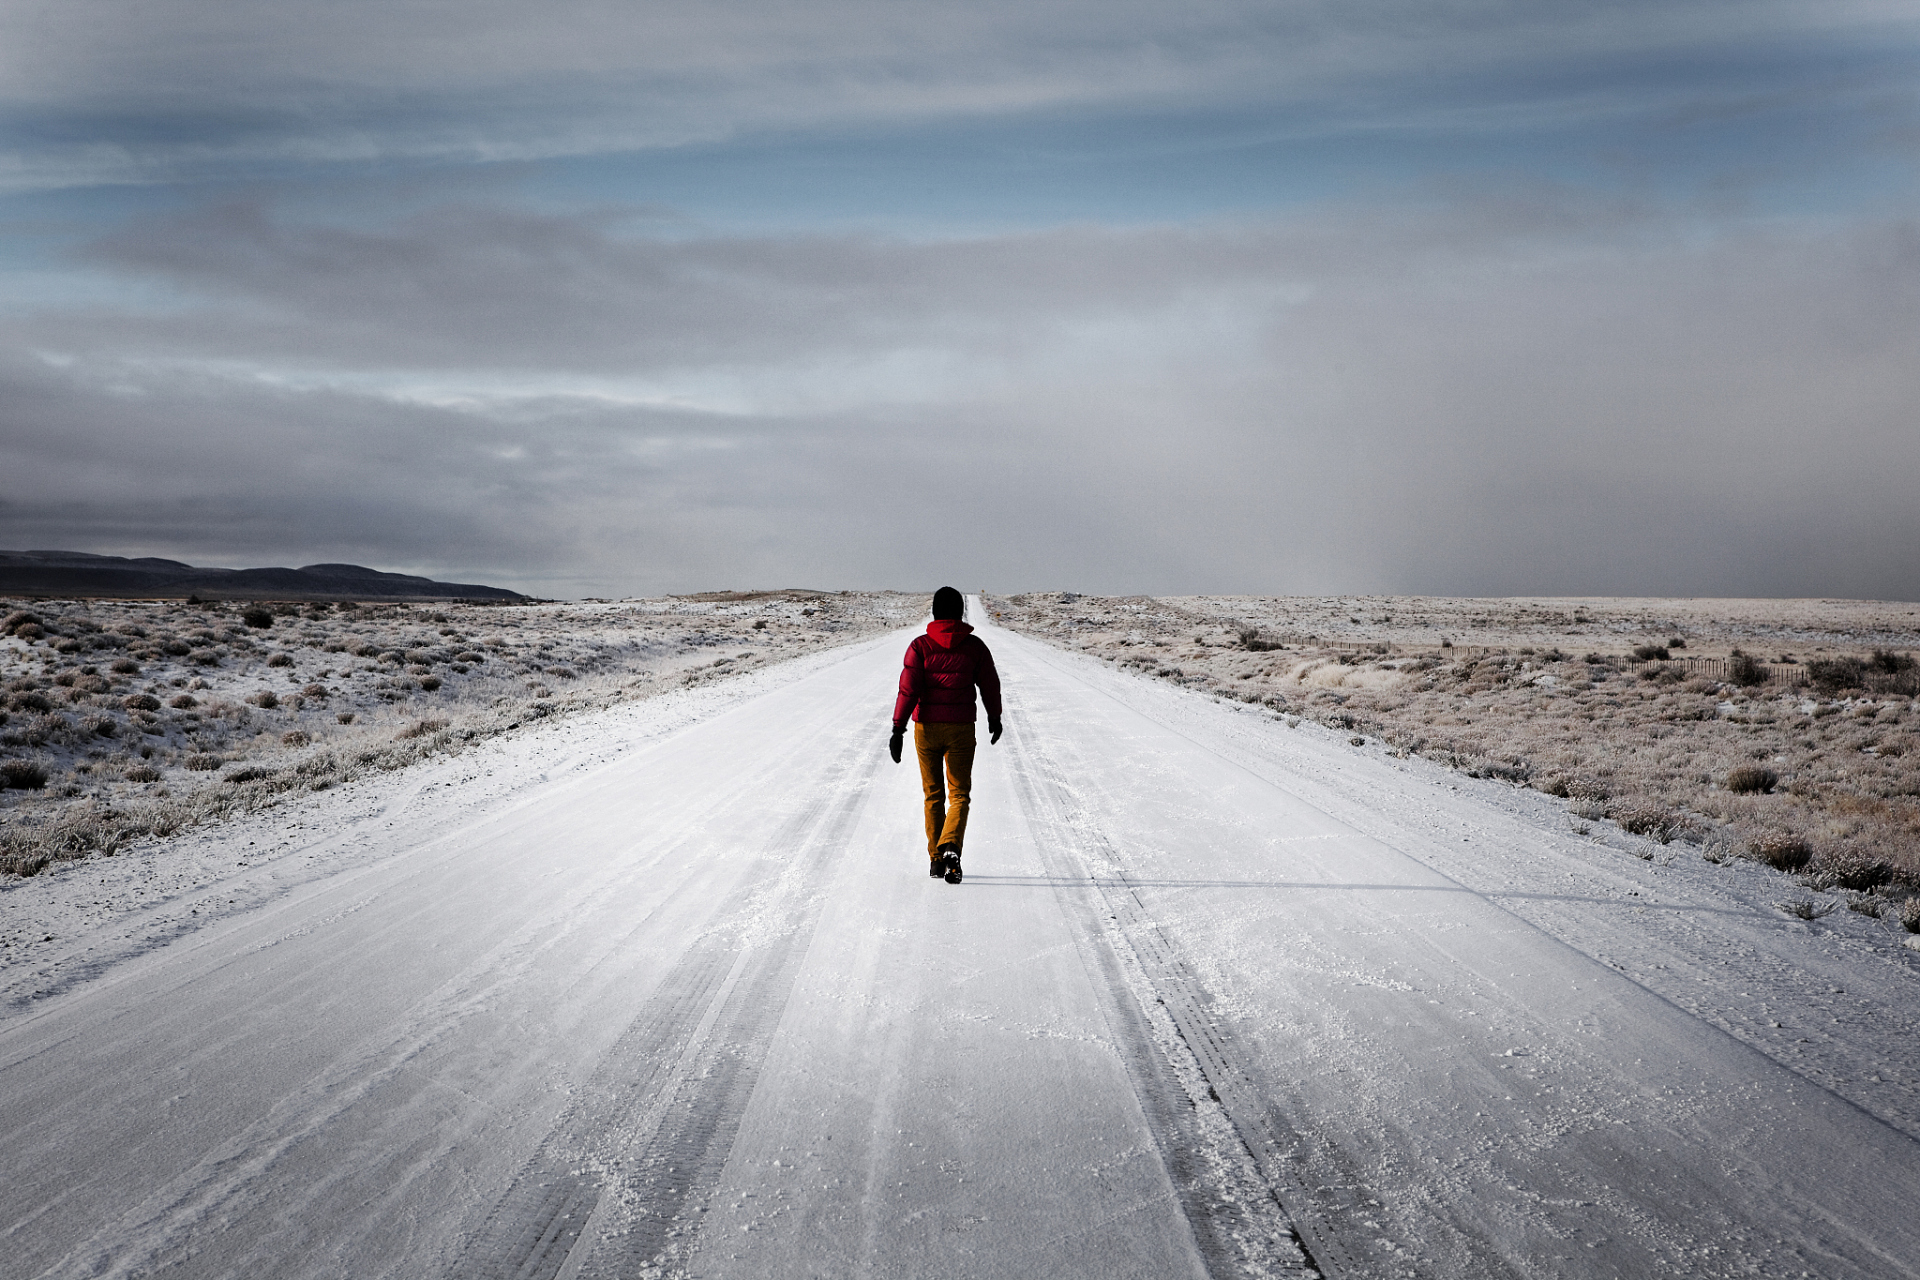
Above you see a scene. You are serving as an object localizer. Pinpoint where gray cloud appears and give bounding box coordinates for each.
[6,199,1919,598]
[55,201,1299,373]
[5,3,1915,600]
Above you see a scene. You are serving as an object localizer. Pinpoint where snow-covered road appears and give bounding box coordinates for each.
[4,604,1918,1279]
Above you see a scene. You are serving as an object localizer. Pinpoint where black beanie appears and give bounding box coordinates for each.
[932,586,964,620]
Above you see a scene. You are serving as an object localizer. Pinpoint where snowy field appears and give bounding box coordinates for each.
[3,600,1918,1278]
[1,590,920,877]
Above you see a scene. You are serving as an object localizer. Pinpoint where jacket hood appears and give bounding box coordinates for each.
[925,619,973,649]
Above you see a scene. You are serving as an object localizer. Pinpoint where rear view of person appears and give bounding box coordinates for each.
[889,587,1002,884]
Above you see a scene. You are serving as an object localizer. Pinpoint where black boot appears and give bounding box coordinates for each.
[940,848,963,884]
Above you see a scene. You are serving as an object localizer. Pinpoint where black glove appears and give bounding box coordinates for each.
[888,727,904,764]
[988,715,1003,745]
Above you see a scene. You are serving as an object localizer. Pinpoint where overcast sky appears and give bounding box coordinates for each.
[3,1,1917,599]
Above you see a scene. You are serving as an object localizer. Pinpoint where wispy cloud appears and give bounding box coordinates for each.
[3,1,1914,186]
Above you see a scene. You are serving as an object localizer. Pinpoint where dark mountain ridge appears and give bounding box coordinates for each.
[0,549,525,601]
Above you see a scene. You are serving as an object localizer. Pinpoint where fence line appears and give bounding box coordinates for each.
[1671,655,1807,686]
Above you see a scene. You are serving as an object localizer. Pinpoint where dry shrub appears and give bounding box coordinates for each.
[1747,832,1813,871]
[1701,833,1739,863]
[281,730,312,747]
[223,765,276,784]
[7,689,54,713]
[1,712,60,749]
[1236,626,1285,652]
[1616,802,1681,843]
[1809,651,1920,696]
[1779,897,1837,921]
[0,849,51,876]
[419,675,442,691]
[124,693,162,712]
[1,758,50,789]
[294,752,341,780]
[1812,657,1855,692]
[1902,898,1920,933]
[396,717,451,740]
[1726,765,1778,794]
[1726,650,1767,687]
[184,753,222,771]
[125,764,162,782]
[267,653,294,668]
[110,657,141,674]
[168,693,197,709]
[5,800,125,862]
[245,690,279,709]
[241,606,274,629]
[79,713,117,738]
[1468,758,1530,783]
[1804,850,1896,892]
[336,711,356,724]
[1,790,238,874]
[301,683,329,698]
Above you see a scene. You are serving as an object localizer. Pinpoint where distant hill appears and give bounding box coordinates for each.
[0,550,526,602]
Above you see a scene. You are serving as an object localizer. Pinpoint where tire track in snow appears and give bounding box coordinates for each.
[24,724,875,1280]
[996,628,1920,1278]
[453,719,883,1280]
[1004,675,1400,1280]
[1108,680,1920,1147]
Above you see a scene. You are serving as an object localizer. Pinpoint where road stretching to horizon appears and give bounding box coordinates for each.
[3,603,1917,1279]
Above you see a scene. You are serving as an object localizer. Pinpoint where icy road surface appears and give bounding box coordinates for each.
[4,602,1919,1279]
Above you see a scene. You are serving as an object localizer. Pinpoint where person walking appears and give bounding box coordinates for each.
[889,587,1002,884]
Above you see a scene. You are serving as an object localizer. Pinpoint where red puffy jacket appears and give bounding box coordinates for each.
[893,620,1002,727]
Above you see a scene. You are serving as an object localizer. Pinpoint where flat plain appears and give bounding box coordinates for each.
[988,592,1920,912]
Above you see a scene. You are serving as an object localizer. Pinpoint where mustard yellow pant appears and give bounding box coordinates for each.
[914,721,976,857]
